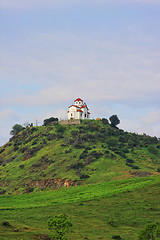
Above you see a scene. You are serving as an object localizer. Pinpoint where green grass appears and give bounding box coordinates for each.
[0,175,160,240]
[0,120,160,239]
[0,121,159,194]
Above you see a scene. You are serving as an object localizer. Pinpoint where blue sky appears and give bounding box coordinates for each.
[0,0,160,146]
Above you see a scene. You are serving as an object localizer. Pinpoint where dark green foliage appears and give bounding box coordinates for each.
[147,145,159,154]
[10,124,25,136]
[109,115,120,127]
[70,162,84,170]
[80,174,90,179]
[126,159,135,164]
[2,221,11,227]
[101,118,109,124]
[0,188,6,194]
[131,165,139,170]
[43,117,58,126]
[121,148,129,153]
[108,217,118,227]
[138,223,160,240]
[48,214,72,240]
[112,235,122,239]
[24,187,34,193]
[106,137,118,147]
[56,125,66,133]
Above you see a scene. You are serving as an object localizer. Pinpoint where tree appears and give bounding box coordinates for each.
[138,223,160,240]
[109,115,120,128]
[48,214,72,240]
[101,118,109,124]
[10,124,25,136]
[43,117,58,126]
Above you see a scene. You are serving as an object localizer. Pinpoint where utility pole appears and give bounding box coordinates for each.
[35,120,39,126]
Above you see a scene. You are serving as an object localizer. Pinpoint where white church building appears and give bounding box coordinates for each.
[68,98,90,120]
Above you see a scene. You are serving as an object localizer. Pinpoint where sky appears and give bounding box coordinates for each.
[0,0,160,146]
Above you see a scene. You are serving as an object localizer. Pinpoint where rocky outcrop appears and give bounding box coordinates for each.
[25,178,84,190]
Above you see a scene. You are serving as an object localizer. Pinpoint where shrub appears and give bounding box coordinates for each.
[80,174,90,179]
[0,188,6,195]
[106,138,118,147]
[107,217,117,227]
[43,117,58,126]
[132,165,139,170]
[138,223,160,240]
[102,118,109,124]
[121,148,129,153]
[126,159,134,163]
[148,145,159,154]
[70,162,84,170]
[112,235,122,239]
[2,221,11,227]
[125,163,134,168]
[48,214,72,240]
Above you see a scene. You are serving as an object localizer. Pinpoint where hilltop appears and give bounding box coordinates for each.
[0,119,159,195]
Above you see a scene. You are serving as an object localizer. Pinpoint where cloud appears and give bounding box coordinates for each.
[1,0,159,9]
[1,33,159,108]
[142,111,160,125]
[0,109,18,120]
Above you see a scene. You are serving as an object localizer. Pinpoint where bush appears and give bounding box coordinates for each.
[112,235,122,239]
[102,118,109,124]
[138,223,160,240]
[48,214,72,240]
[107,217,117,227]
[106,138,118,147]
[121,148,129,153]
[2,221,11,227]
[80,174,90,179]
[43,117,58,126]
[147,145,159,154]
[126,159,134,163]
[131,165,139,170]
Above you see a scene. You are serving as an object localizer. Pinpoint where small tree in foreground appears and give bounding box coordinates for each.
[138,223,160,240]
[48,214,72,240]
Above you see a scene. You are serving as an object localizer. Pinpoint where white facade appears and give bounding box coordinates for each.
[68,98,90,120]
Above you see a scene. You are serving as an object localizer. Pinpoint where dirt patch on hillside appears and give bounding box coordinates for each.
[129,171,153,177]
[24,178,84,193]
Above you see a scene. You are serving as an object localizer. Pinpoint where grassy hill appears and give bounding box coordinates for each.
[0,175,160,239]
[0,119,160,239]
[0,119,159,194]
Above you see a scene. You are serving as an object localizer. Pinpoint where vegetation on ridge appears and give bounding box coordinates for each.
[0,119,160,239]
[0,119,159,194]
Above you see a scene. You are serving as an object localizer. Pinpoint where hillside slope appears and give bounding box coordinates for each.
[0,175,160,240]
[0,120,159,194]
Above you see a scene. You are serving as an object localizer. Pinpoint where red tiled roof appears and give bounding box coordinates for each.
[74,98,83,102]
[81,105,87,108]
[68,105,81,109]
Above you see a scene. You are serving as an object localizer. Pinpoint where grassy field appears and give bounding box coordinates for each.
[0,175,160,240]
